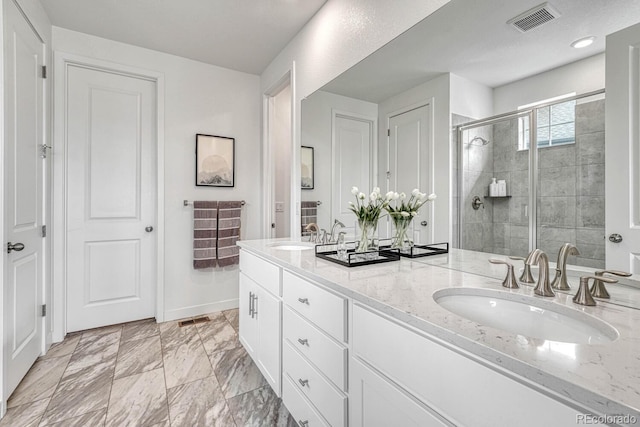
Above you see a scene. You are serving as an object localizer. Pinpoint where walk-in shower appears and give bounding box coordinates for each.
[454,90,606,268]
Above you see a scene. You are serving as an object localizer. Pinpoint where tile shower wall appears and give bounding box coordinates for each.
[537,99,605,268]
[454,99,605,267]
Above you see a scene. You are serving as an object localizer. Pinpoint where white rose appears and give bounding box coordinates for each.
[418,192,428,200]
[351,186,359,195]
[399,192,406,200]
[400,211,410,217]
[370,192,378,201]
[411,188,420,197]
[358,192,366,200]
[393,192,399,200]
[427,193,437,201]
[373,187,381,194]
[385,191,395,200]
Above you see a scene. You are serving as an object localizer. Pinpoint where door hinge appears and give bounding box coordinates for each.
[387,129,390,137]
[41,304,46,317]
[41,225,46,237]
[41,65,47,79]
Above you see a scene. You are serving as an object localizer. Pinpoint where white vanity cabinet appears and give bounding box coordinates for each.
[281,270,348,427]
[238,249,282,396]
[351,304,604,427]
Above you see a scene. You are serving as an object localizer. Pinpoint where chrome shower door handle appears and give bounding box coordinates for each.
[608,233,623,243]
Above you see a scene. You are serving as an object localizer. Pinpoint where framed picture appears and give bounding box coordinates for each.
[301,146,314,189]
[196,134,235,187]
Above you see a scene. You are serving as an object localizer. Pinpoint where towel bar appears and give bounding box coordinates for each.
[184,199,245,206]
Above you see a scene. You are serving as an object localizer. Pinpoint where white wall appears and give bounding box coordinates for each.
[260,0,451,237]
[52,27,261,322]
[493,53,605,114]
[450,74,493,120]
[378,74,451,244]
[274,84,292,238]
[301,90,378,230]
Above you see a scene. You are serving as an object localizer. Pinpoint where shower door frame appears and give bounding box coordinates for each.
[456,89,605,254]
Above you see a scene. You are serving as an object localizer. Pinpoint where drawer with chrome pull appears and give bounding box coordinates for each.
[283,341,346,427]
[282,270,346,342]
[283,306,347,390]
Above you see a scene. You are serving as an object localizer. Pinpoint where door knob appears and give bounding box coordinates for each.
[420,221,428,226]
[7,242,25,253]
[608,233,623,243]
[145,226,154,232]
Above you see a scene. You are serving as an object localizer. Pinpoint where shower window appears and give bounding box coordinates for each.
[518,99,576,150]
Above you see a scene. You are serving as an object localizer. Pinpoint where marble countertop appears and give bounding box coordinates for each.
[238,239,640,419]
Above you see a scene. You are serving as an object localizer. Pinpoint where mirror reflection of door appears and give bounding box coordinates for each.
[332,112,375,237]
[387,104,432,244]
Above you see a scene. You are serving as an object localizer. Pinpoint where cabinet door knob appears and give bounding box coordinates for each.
[297,338,308,346]
[298,378,309,387]
[297,297,309,304]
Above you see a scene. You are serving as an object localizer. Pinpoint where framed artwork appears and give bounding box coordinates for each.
[196,134,235,187]
[301,146,314,189]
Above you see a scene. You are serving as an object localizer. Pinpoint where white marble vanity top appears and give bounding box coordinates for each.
[238,239,640,419]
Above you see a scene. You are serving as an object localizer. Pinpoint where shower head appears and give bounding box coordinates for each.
[469,136,490,146]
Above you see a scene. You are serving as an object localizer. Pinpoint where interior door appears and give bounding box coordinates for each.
[332,114,374,235]
[605,22,640,271]
[2,0,45,398]
[66,65,156,332]
[388,105,432,244]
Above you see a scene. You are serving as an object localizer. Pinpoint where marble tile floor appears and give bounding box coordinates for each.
[1,309,296,427]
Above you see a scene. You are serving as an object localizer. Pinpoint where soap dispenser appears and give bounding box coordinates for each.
[489,178,498,197]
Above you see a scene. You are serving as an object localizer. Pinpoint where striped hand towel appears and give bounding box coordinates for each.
[217,201,242,267]
[193,201,218,269]
[301,201,318,236]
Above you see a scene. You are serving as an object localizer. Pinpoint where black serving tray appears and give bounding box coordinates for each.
[315,242,400,267]
[378,240,449,258]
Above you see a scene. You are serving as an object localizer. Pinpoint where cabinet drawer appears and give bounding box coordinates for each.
[352,304,594,427]
[282,271,346,342]
[283,374,329,427]
[283,306,346,390]
[283,342,346,427]
[240,249,280,296]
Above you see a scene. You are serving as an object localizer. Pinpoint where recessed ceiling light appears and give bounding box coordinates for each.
[571,36,595,49]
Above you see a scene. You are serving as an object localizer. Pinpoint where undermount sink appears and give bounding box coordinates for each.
[433,288,619,345]
[268,241,315,251]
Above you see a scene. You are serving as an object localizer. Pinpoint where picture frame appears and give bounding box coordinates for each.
[301,145,314,190]
[196,134,235,187]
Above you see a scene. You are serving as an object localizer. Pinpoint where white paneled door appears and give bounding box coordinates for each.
[66,65,157,332]
[606,22,640,272]
[3,0,45,398]
[332,113,374,235]
[388,104,432,244]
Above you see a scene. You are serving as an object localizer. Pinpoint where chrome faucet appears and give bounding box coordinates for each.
[329,219,345,243]
[551,243,580,290]
[304,223,319,242]
[525,249,555,297]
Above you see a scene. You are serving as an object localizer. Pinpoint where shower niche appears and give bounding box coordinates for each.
[455,91,606,268]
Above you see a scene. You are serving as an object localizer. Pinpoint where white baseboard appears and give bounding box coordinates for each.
[163,298,239,322]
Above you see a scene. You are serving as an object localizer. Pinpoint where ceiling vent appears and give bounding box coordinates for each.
[508,2,561,33]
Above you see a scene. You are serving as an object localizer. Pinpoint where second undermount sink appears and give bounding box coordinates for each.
[433,288,619,345]
[268,241,315,251]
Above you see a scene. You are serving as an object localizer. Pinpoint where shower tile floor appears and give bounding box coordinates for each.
[1,309,296,426]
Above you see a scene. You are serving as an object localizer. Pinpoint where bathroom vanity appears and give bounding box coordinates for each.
[237,239,640,427]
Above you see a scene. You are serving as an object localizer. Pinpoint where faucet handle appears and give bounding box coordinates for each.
[508,256,535,284]
[590,270,631,299]
[574,275,618,306]
[489,259,519,289]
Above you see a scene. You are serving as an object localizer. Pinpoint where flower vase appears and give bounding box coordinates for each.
[392,216,413,250]
[356,219,378,253]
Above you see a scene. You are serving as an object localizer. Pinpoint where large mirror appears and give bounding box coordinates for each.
[299,0,640,273]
